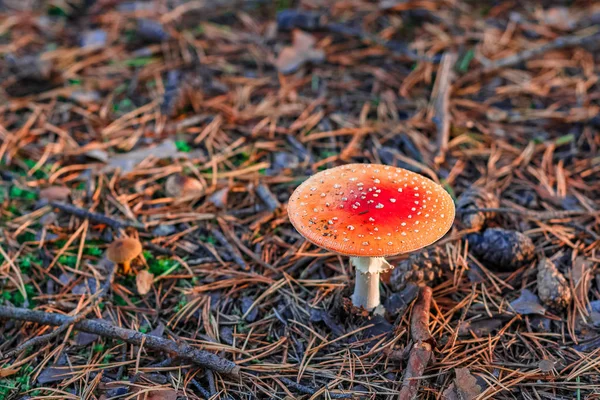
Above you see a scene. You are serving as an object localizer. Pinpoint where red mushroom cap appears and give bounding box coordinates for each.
[288,164,455,257]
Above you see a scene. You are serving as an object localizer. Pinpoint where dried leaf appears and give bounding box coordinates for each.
[37,365,73,384]
[136,270,154,295]
[442,383,460,400]
[572,256,592,310]
[149,322,165,338]
[510,289,546,315]
[241,296,258,322]
[40,186,71,202]
[74,332,99,346]
[209,187,229,208]
[536,7,580,30]
[135,388,177,400]
[275,29,325,74]
[458,318,503,337]
[454,368,483,400]
[103,140,181,173]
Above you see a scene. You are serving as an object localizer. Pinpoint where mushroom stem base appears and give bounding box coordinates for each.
[350,257,391,311]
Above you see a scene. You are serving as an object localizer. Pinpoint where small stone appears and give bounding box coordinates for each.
[538,359,554,373]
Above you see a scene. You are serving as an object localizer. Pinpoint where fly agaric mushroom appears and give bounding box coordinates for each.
[106,237,142,275]
[288,164,455,311]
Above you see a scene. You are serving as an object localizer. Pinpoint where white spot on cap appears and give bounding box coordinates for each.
[376,203,384,209]
[390,198,396,203]
[362,241,369,246]
[347,225,355,230]
[398,188,403,192]
[374,178,380,183]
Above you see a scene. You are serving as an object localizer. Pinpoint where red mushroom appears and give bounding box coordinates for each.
[288,164,455,311]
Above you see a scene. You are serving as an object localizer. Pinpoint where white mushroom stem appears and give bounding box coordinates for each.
[350,257,392,311]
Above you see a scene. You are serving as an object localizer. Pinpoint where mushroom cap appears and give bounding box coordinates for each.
[287,164,455,257]
[165,174,204,198]
[106,237,142,263]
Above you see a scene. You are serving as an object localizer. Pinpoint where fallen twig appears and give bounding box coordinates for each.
[398,286,434,400]
[47,201,145,230]
[456,29,600,86]
[0,306,240,376]
[461,208,599,220]
[430,52,457,165]
[1,262,116,360]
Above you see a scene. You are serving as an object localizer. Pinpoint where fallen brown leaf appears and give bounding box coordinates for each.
[136,270,154,295]
[40,186,71,202]
[454,368,483,400]
[275,29,325,74]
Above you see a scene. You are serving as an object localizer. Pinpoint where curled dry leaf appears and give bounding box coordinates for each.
[136,270,154,295]
[103,140,181,173]
[275,29,325,74]
[134,387,177,400]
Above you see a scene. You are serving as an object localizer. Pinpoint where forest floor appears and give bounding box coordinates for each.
[0,0,599,399]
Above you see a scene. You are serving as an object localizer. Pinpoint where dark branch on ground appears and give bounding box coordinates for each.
[1,261,116,360]
[0,306,240,376]
[398,286,434,400]
[46,201,145,230]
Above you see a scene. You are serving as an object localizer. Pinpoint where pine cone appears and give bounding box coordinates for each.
[390,248,445,291]
[537,258,571,310]
[456,187,499,230]
[466,228,535,270]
